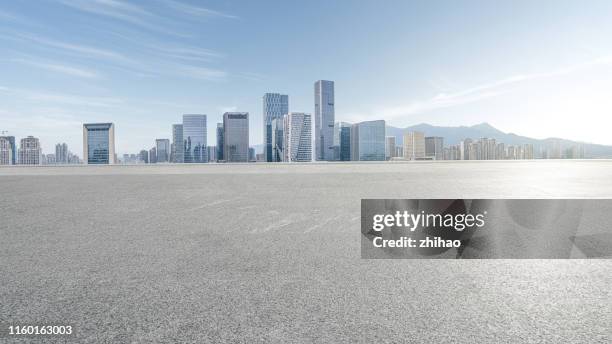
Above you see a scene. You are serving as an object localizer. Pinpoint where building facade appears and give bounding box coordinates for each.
[314,80,335,161]
[271,117,285,162]
[0,137,13,165]
[172,124,184,163]
[216,123,224,161]
[223,112,249,162]
[156,139,170,163]
[183,114,207,163]
[425,136,444,160]
[284,112,312,162]
[351,120,385,161]
[263,93,289,162]
[385,136,396,160]
[403,131,425,160]
[55,143,68,164]
[83,123,115,164]
[340,123,351,161]
[0,136,16,165]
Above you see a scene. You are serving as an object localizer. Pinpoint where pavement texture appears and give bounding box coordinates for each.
[1,161,611,343]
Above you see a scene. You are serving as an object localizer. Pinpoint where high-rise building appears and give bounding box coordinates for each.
[83,123,115,164]
[223,112,249,162]
[172,124,184,163]
[183,114,207,163]
[139,149,149,163]
[314,80,335,161]
[0,137,13,165]
[263,93,289,162]
[55,143,68,164]
[425,136,444,160]
[18,136,41,165]
[460,138,472,160]
[149,147,157,164]
[248,147,256,162]
[156,139,170,163]
[350,120,385,161]
[386,136,396,160]
[271,117,285,162]
[207,146,217,162]
[403,131,425,160]
[339,123,351,161]
[216,123,224,162]
[284,112,312,162]
[0,136,16,165]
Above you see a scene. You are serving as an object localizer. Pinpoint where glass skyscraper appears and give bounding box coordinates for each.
[172,124,184,163]
[350,120,385,161]
[263,93,289,162]
[314,80,335,161]
[340,123,351,161]
[156,139,170,163]
[216,123,224,161]
[83,123,115,164]
[223,112,249,162]
[284,112,312,162]
[182,114,207,163]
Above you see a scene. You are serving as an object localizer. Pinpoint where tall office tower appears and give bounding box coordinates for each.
[149,147,157,164]
[425,136,444,160]
[55,143,68,164]
[263,93,289,162]
[0,136,16,165]
[183,114,207,163]
[139,150,149,163]
[460,138,472,160]
[271,117,285,162]
[524,144,535,159]
[314,80,335,161]
[0,137,13,165]
[385,136,396,160]
[248,148,256,162]
[403,131,425,160]
[350,120,386,161]
[207,146,217,162]
[496,143,506,160]
[18,136,41,165]
[216,123,224,161]
[156,139,170,163]
[339,123,351,161]
[223,112,249,162]
[83,123,115,165]
[283,112,312,162]
[172,124,184,163]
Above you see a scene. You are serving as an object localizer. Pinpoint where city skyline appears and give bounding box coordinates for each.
[2,1,612,154]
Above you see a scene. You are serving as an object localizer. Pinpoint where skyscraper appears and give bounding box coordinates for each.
[0,137,13,165]
[149,147,157,164]
[263,93,289,162]
[55,143,68,164]
[0,136,16,165]
[139,149,149,163]
[172,124,184,163]
[314,80,335,161]
[350,120,386,161]
[425,136,444,160]
[183,114,207,163]
[340,123,352,161]
[403,131,425,160]
[223,112,249,162]
[216,123,224,162]
[83,123,115,164]
[284,112,312,162]
[156,139,170,163]
[18,136,41,165]
[271,117,285,162]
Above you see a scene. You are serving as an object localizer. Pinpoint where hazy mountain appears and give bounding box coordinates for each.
[386,122,612,158]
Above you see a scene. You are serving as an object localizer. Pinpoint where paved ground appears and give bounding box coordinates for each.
[1,161,611,343]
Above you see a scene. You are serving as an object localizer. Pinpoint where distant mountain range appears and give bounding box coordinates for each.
[386,122,612,158]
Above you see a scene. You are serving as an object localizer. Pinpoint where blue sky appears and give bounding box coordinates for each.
[2,0,612,154]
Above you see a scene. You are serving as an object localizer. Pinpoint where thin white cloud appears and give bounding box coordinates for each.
[10,58,100,78]
[159,0,238,19]
[378,56,612,121]
[58,0,191,37]
[1,87,123,107]
[177,66,227,81]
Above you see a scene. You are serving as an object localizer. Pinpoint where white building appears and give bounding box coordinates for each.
[403,131,425,160]
[284,112,312,162]
[314,80,335,161]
